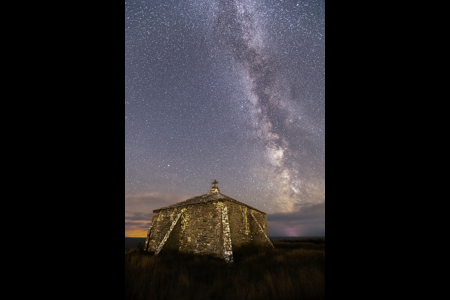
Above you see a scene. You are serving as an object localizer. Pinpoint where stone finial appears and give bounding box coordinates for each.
[210,179,220,194]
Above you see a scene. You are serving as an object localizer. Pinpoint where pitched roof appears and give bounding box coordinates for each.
[153,192,266,214]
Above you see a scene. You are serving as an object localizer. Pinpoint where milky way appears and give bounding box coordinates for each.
[125,0,324,236]
[214,0,324,212]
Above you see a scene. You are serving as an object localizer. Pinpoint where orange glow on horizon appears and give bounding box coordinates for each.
[125,229,148,238]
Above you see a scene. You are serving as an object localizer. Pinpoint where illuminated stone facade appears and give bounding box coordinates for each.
[144,182,273,262]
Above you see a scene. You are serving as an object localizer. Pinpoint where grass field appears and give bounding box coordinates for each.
[125,239,324,300]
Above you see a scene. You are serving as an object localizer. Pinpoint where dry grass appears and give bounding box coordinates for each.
[125,239,325,300]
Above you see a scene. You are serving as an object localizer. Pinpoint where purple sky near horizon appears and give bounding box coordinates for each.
[125,0,324,237]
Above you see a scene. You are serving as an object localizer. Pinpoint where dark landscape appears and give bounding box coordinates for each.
[125,238,325,300]
[126,238,147,250]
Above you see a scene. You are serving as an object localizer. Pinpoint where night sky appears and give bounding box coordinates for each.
[125,0,324,237]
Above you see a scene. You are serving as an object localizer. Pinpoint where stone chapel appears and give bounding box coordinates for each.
[144,180,273,262]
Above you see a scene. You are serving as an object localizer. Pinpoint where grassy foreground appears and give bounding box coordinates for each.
[125,239,325,300]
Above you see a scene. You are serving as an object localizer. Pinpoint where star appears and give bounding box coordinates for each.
[125,0,325,237]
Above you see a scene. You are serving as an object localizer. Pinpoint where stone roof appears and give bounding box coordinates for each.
[153,192,266,214]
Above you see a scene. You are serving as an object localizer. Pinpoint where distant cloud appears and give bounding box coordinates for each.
[125,211,152,221]
[125,191,197,237]
[267,202,325,237]
[125,192,191,210]
[125,211,152,237]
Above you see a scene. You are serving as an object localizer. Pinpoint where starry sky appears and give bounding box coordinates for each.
[125,0,324,238]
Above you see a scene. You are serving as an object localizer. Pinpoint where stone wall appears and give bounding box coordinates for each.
[249,211,273,247]
[225,200,271,248]
[225,201,253,247]
[145,211,160,252]
[145,199,272,259]
[146,208,186,252]
[178,201,223,256]
[146,202,224,257]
